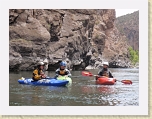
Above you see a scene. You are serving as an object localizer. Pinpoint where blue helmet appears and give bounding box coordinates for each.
[60,61,66,67]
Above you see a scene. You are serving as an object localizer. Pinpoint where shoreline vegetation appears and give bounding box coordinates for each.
[128,47,139,66]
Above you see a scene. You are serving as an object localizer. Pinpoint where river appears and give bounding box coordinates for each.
[9,68,139,106]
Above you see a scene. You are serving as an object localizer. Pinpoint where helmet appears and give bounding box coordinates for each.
[103,62,109,66]
[38,61,45,66]
[60,61,66,67]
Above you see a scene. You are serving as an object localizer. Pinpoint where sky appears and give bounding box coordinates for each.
[115,9,139,18]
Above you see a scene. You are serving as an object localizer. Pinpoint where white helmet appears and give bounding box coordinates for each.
[38,61,45,66]
[103,62,109,66]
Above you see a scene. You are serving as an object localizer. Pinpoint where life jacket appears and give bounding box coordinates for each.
[59,70,66,75]
[56,68,68,76]
[102,70,109,77]
[32,68,44,80]
[36,68,44,75]
[100,68,111,77]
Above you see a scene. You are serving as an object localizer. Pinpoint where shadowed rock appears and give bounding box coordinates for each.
[9,9,131,71]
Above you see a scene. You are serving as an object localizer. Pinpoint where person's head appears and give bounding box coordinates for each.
[37,61,45,70]
[103,62,109,69]
[60,61,66,70]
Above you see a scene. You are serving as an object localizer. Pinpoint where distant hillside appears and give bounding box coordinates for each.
[115,11,139,51]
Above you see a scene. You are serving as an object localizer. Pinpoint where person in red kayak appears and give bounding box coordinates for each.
[32,61,47,81]
[96,62,113,80]
[55,61,71,78]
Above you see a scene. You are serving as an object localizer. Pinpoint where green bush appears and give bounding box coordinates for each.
[128,46,139,65]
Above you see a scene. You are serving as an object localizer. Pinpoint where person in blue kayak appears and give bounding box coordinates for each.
[96,62,113,80]
[55,61,71,78]
[32,61,47,81]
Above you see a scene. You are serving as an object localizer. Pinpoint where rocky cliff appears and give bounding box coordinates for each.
[115,11,139,51]
[9,9,131,71]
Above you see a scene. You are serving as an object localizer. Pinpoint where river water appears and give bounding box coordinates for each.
[9,68,139,106]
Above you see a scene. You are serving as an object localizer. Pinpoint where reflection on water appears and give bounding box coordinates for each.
[9,68,139,106]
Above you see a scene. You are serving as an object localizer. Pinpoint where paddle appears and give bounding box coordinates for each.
[81,71,132,84]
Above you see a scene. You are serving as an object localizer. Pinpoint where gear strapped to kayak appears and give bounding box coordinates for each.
[57,76,72,86]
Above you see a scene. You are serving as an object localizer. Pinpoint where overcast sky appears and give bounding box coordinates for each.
[115,9,139,18]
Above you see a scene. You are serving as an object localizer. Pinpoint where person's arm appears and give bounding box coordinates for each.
[33,70,41,80]
[97,69,103,76]
[66,69,72,77]
[54,69,59,78]
[40,70,47,78]
[95,69,102,80]
[109,71,113,78]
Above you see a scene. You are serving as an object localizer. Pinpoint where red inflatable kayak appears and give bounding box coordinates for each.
[96,77,116,85]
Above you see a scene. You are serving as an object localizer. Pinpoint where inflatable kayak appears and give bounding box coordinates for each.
[57,76,72,86]
[18,77,69,86]
[96,77,116,85]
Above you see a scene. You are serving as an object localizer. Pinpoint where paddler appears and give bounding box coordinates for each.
[55,61,71,78]
[32,61,47,81]
[96,62,114,80]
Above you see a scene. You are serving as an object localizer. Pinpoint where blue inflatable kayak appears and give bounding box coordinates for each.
[18,77,69,86]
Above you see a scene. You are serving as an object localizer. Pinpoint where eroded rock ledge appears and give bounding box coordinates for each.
[9,9,131,71]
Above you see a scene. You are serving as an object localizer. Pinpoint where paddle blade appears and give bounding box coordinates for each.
[81,71,93,77]
[121,80,132,84]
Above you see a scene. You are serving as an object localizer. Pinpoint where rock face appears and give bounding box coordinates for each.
[115,11,139,51]
[9,9,131,71]
[102,27,131,68]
